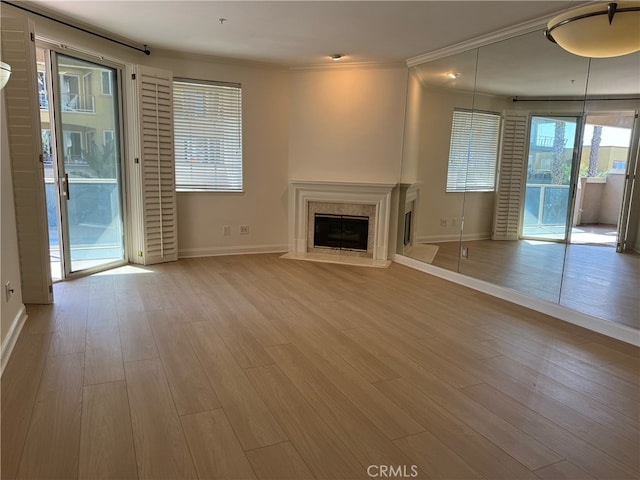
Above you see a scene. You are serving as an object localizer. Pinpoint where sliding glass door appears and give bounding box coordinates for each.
[40,49,126,278]
[522,115,581,241]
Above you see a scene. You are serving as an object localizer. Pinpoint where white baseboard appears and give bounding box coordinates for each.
[179,243,288,259]
[416,232,491,244]
[391,253,640,346]
[1,304,27,376]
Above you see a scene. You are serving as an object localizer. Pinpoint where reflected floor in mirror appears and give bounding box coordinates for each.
[421,239,639,329]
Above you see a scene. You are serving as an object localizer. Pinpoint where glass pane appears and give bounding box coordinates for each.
[522,116,578,240]
[56,54,124,273]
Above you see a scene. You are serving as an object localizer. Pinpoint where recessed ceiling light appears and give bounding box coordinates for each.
[447,72,461,79]
[330,54,344,61]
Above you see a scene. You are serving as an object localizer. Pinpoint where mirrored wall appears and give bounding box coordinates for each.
[398,27,640,332]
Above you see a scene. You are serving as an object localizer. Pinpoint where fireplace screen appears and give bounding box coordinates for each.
[314,214,369,251]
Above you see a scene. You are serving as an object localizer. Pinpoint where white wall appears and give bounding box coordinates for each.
[1,91,26,361]
[289,65,407,183]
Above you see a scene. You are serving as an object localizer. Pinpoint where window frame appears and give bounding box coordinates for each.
[446,109,501,194]
[173,78,243,193]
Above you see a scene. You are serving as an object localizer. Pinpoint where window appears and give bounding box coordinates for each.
[101,70,112,95]
[173,79,243,192]
[446,109,501,193]
[103,130,114,147]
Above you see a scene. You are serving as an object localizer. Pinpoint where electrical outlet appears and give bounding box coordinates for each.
[440,218,448,227]
[239,224,250,235]
[5,281,14,302]
[461,246,469,259]
[223,225,231,236]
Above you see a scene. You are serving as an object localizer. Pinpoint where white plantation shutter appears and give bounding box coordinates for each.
[447,110,501,193]
[492,113,528,240]
[173,80,242,192]
[1,15,52,303]
[127,65,178,264]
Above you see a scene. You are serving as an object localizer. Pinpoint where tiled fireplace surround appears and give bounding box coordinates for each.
[288,180,395,264]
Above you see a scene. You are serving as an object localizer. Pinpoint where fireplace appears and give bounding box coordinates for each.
[288,180,395,266]
[314,214,369,251]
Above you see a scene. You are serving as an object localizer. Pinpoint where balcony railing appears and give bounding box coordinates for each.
[61,93,95,113]
[39,93,96,112]
[523,183,570,227]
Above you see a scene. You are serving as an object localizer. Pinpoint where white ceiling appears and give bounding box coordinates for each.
[24,0,568,67]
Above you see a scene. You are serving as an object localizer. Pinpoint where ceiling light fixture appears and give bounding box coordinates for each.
[0,62,11,90]
[446,72,460,79]
[545,1,640,58]
[330,54,344,61]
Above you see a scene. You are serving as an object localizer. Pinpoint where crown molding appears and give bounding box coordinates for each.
[406,12,556,67]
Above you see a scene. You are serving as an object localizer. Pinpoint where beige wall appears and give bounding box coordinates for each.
[288,65,407,183]
[1,91,25,349]
[145,52,290,256]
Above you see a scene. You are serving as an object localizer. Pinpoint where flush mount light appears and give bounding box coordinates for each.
[545,1,640,58]
[446,72,460,79]
[330,54,344,61]
[0,61,11,90]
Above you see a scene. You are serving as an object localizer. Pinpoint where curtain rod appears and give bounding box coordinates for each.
[1,0,151,55]
[513,96,640,102]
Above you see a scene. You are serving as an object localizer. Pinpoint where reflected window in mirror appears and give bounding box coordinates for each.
[446,109,501,193]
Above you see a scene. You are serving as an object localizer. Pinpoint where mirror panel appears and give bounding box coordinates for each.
[398,48,478,272]
[458,29,590,304]
[558,52,640,329]
[399,25,640,332]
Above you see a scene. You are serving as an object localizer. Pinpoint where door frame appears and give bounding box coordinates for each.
[40,43,129,280]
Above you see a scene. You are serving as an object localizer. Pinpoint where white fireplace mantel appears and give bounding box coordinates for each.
[288,180,396,262]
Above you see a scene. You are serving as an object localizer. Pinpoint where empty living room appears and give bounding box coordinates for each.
[1,1,639,479]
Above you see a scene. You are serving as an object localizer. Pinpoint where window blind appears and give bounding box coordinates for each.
[173,80,243,192]
[446,110,501,193]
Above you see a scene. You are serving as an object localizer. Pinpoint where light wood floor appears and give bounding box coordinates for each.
[2,254,639,480]
[426,240,640,329]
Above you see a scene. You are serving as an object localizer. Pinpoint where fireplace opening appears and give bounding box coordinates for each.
[314,214,369,251]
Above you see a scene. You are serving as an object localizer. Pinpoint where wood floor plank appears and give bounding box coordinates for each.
[84,308,125,385]
[124,358,197,479]
[271,319,423,440]
[279,310,400,383]
[535,460,598,480]
[246,442,315,480]
[17,352,84,479]
[345,326,563,471]
[181,409,256,480]
[117,310,158,363]
[376,378,539,480]
[148,311,220,415]
[480,337,639,420]
[265,343,422,466]
[462,382,638,480]
[79,381,138,479]
[48,310,87,356]
[1,333,51,479]
[185,321,287,450]
[480,336,639,401]
[394,431,484,480]
[246,364,366,479]
[481,355,640,446]
[207,309,275,369]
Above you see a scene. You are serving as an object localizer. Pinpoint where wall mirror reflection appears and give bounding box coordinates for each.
[399,27,639,332]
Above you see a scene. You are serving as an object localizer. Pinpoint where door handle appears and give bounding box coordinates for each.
[62,173,70,200]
